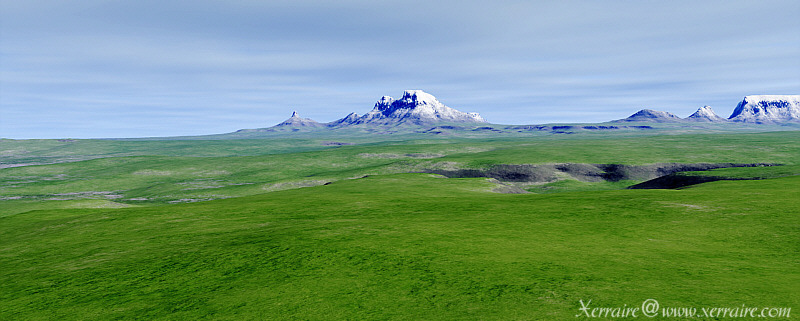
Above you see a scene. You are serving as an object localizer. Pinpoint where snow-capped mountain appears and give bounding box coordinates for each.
[686,106,726,122]
[728,95,800,123]
[341,90,487,125]
[617,109,683,122]
[275,111,322,127]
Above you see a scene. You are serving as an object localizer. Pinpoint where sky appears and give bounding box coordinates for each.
[1,0,799,139]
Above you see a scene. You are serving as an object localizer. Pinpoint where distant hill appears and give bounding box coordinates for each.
[616,109,683,123]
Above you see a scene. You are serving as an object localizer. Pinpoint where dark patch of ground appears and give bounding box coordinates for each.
[423,163,778,185]
[626,175,751,189]
[321,141,354,146]
[504,125,654,133]
[425,164,559,183]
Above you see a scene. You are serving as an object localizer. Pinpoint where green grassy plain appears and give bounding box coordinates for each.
[3,131,800,216]
[1,131,799,320]
[2,174,798,320]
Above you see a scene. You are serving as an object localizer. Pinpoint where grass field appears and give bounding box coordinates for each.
[1,131,798,320]
[3,131,799,215]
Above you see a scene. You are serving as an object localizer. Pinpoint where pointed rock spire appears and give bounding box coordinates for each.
[275,111,321,127]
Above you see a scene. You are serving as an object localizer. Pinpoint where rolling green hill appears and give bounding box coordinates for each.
[1,131,798,320]
[1,173,798,320]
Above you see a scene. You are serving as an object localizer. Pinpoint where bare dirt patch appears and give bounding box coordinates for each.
[485,178,529,194]
[262,180,330,192]
[358,153,445,159]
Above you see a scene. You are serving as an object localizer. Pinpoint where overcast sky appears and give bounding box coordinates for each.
[1,0,798,138]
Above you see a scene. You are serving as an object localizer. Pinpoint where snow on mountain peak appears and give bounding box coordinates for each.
[399,90,440,106]
[352,90,486,125]
[374,96,395,112]
[729,95,800,123]
[687,106,725,122]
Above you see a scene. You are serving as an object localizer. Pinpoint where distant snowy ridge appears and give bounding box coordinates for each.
[728,95,800,123]
[328,112,360,127]
[268,93,800,130]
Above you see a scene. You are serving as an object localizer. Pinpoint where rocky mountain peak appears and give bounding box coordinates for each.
[346,90,487,125]
[687,106,725,122]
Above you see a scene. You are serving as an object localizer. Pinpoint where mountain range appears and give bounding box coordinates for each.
[243,90,486,133]
[240,92,800,134]
[618,95,800,124]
